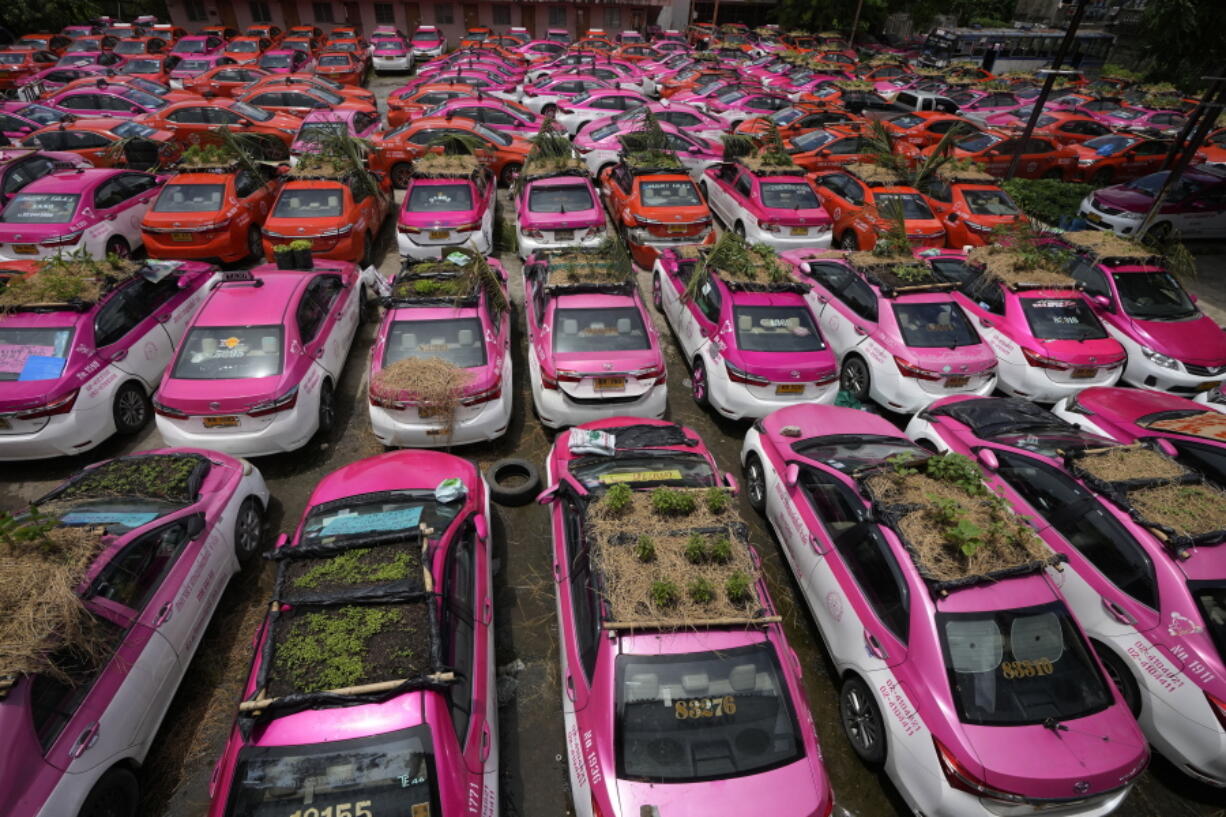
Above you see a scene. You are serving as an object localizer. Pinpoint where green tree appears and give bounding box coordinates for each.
[1137,0,1226,89]
[1,0,168,35]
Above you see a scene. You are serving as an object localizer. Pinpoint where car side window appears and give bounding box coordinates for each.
[168,106,211,124]
[295,280,328,344]
[840,278,878,322]
[733,172,753,198]
[234,169,261,198]
[57,94,97,111]
[28,615,126,752]
[92,179,127,210]
[798,467,861,538]
[1068,259,1111,299]
[693,277,722,323]
[804,260,854,291]
[444,521,476,746]
[120,173,158,197]
[90,517,196,612]
[210,108,244,125]
[842,178,866,206]
[92,286,143,347]
[4,158,53,194]
[829,512,909,642]
[563,496,601,679]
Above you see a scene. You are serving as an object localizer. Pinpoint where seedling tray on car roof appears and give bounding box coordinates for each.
[1063,443,1226,552]
[411,152,483,179]
[842,251,958,296]
[533,246,635,294]
[520,153,589,181]
[735,155,806,177]
[1059,230,1164,267]
[965,244,1079,291]
[0,257,169,312]
[843,162,905,187]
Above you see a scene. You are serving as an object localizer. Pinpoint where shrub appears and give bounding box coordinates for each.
[725,572,752,605]
[709,535,732,564]
[650,580,679,608]
[1001,178,1096,226]
[635,535,656,563]
[925,453,986,495]
[651,487,696,517]
[705,487,730,514]
[688,577,715,604]
[605,483,633,514]
[684,534,707,564]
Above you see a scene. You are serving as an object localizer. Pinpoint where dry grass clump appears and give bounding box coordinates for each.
[371,357,473,432]
[1074,446,1190,484]
[412,153,481,178]
[1129,483,1226,539]
[542,240,633,288]
[0,254,141,310]
[1060,230,1156,261]
[588,487,760,625]
[846,161,902,186]
[738,152,803,173]
[522,153,587,179]
[833,80,873,91]
[967,245,1073,289]
[934,160,994,183]
[1147,413,1226,441]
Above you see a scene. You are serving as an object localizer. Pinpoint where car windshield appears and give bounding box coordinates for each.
[406,183,474,213]
[1112,271,1198,320]
[957,132,1000,152]
[173,39,208,53]
[641,180,700,207]
[375,44,404,53]
[617,643,804,783]
[589,122,620,142]
[228,41,260,52]
[553,306,649,353]
[113,120,156,139]
[759,182,820,209]
[772,107,803,125]
[231,101,271,121]
[791,433,924,471]
[301,491,461,545]
[733,305,823,353]
[893,302,979,348]
[177,59,211,71]
[413,31,440,42]
[274,188,343,218]
[172,325,283,380]
[298,121,346,142]
[52,497,182,533]
[2,193,78,223]
[528,183,594,213]
[875,193,934,220]
[121,59,160,72]
[1021,297,1108,340]
[154,183,224,213]
[16,104,65,125]
[1111,107,1145,121]
[889,113,924,128]
[570,450,717,491]
[1084,135,1134,155]
[384,318,487,369]
[223,726,440,817]
[0,54,28,65]
[318,54,351,66]
[938,602,1112,726]
[791,130,834,151]
[1139,409,1226,443]
[259,54,294,68]
[0,325,74,381]
[962,189,1019,216]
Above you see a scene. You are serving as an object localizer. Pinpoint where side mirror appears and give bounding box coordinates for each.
[976,448,999,471]
[1154,438,1179,458]
[536,485,559,505]
[784,462,800,488]
[724,473,739,495]
[1091,294,1112,309]
[274,532,289,549]
[947,212,959,222]
[1190,293,1199,303]
[474,513,489,542]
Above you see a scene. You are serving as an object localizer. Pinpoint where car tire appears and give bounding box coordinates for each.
[1044,168,1063,180]
[361,232,374,268]
[500,162,522,187]
[78,766,139,817]
[840,232,858,250]
[317,379,336,436]
[391,162,413,189]
[744,452,767,513]
[246,225,263,261]
[734,220,746,239]
[839,355,871,403]
[233,496,264,564]
[486,458,541,506]
[1092,168,1113,185]
[1093,641,1141,718]
[113,381,149,435]
[691,357,710,408]
[1144,221,1172,243]
[105,236,131,260]
[840,675,887,766]
[652,271,663,311]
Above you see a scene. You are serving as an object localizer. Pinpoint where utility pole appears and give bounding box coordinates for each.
[1004,0,1090,180]
[1162,75,1225,171]
[712,0,721,26]
[848,0,865,48]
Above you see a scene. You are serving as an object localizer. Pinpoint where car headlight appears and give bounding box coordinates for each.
[1077,158,1096,166]
[1140,346,1180,371]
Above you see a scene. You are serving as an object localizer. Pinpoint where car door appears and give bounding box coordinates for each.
[682,272,723,361]
[92,275,181,389]
[114,173,161,238]
[1176,187,1226,238]
[232,167,272,229]
[803,260,871,355]
[554,494,600,714]
[444,518,495,777]
[164,104,213,142]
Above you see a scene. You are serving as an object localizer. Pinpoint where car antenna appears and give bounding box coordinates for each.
[1042,717,1069,734]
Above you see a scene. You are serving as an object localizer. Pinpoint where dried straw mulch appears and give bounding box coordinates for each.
[371,357,473,432]
[0,258,142,310]
[1060,230,1156,261]
[967,245,1073,289]
[1129,482,1226,539]
[412,153,481,178]
[846,162,901,186]
[1074,446,1189,484]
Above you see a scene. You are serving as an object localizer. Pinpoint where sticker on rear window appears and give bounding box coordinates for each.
[19,355,67,381]
[598,469,683,484]
[0,344,54,374]
[320,506,424,535]
[59,511,159,528]
[674,695,737,719]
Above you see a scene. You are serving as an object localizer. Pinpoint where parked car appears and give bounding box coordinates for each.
[396,156,494,260]
[879,111,976,149]
[515,161,606,258]
[255,48,310,75]
[1079,166,1226,240]
[811,164,947,251]
[262,169,389,265]
[290,109,381,160]
[205,449,497,817]
[425,96,547,139]
[917,171,1023,247]
[1065,134,1177,185]
[153,264,363,455]
[701,159,833,249]
[784,125,875,173]
[42,82,169,119]
[577,115,721,180]
[221,35,270,64]
[0,147,90,209]
[551,88,649,135]
[179,63,269,97]
[22,118,180,170]
[370,116,530,188]
[167,54,236,87]
[371,37,412,71]
[139,98,301,153]
[905,129,1076,180]
[0,258,215,458]
[169,34,224,57]
[983,109,1112,146]
[583,100,727,143]
[410,25,446,58]
[599,155,716,268]
[742,403,1149,816]
[385,81,479,128]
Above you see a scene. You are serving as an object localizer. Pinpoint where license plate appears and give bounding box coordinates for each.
[775,383,804,394]
[171,232,193,242]
[1071,367,1096,379]
[1196,380,1221,392]
[429,229,450,239]
[945,375,969,388]
[667,224,687,234]
[12,244,37,254]
[554,229,574,240]
[426,427,446,435]
[594,377,625,391]
[0,417,10,430]
[1086,211,1104,225]
[789,227,807,236]
[203,415,239,428]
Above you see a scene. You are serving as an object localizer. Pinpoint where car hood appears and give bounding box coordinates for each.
[1128,312,1226,366]
[157,373,290,413]
[1092,186,1153,213]
[612,756,823,817]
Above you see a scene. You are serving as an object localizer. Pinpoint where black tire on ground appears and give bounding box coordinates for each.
[247,225,263,261]
[691,357,710,408]
[1094,641,1142,718]
[486,458,542,506]
[840,355,871,403]
[840,232,858,250]
[78,766,139,817]
[391,162,413,189]
[112,382,149,435]
[233,496,264,563]
[840,675,887,766]
[500,162,522,187]
[734,220,746,239]
[744,452,767,513]
[1144,221,1173,243]
[105,236,131,259]
[317,379,336,436]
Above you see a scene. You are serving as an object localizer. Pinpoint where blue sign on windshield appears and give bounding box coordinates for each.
[60,511,159,528]
[320,506,424,535]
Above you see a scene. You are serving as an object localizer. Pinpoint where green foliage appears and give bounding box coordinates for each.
[0,505,60,551]
[688,577,715,604]
[892,263,932,284]
[684,534,708,564]
[57,456,199,504]
[725,571,753,605]
[722,132,757,163]
[650,580,679,608]
[273,244,292,254]
[635,535,656,563]
[650,487,697,517]
[274,606,404,693]
[705,487,730,515]
[288,239,313,251]
[605,483,634,514]
[1000,178,1096,225]
[888,453,920,476]
[292,547,417,589]
[709,535,732,564]
[1137,0,1226,89]
[924,452,987,496]
[1143,227,1198,281]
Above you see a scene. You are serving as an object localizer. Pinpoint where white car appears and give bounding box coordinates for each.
[699,162,833,250]
[521,77,614,115]
[1078,165,1226,240]
[153,263,364,456]
[371,42,413,72]
[578,101,728,143]
[578,120,720,181]
[408,26,447,59]
[552,89,649,136]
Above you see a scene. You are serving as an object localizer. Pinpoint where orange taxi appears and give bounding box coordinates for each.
[22,118,181,169]
[811,164,946,251]
[223,36,271,64]
[181,64,271,98]
[245,73,376,106]
[599,156,715,268]
[386,82,478,128]
[138,99,302,152]
[369,116,531,187]
[879,111,976,149]
[237,84,376,118]
[245,24,284,45]
[313,51,365,86]
[786,125,876,173]
[917,171,1024,247]
[735,104,864,139]
[261,169,391,265]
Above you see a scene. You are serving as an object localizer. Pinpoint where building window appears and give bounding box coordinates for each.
[185,0,208,22]
[548,5,566,27]
[492,4,511,26]
[604,7,621,28]
[374,2,395,24]
[313,2,335,22]
[249,1,272,21]
[435,3,454,24]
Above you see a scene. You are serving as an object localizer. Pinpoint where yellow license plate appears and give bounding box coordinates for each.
[426,427,446,435]
[945,375,969,388]
[12,244,37,254]
[775,383,804,394]
[429,230,450,239]
[789,227,807,236]
[555,229,574,240]
[667,224,687,234]
[594,377,625,390]
[171,232,193,242]
[1071,367,1096,379]
[203,415,239,428]
[1197,380,1221,392]
[0,417,10,430]
[1086,212,1103,225]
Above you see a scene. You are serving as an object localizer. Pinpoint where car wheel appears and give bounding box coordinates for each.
[840,355,871,403]
[1043,168,1063,180]
[233,496,264,564]
[113,382,149,435]
[79,766,139,817]
[542,103,557,116]
[839,231,858,250]
[361,232,374,267]
[734,220,746,239]
[840,675,886,766]
[486,458,542,506]
[246,225,262,261]
[1093,641,1141,718]
[1092,168,1113,185]
[1144,221,1173,243]
[744,452,767,513]
[691,357,710,408]
[652,271,663,311]
[105,236,131,260]
[391,162,413,189]
[317,379,336,436]
[500,162,522,187]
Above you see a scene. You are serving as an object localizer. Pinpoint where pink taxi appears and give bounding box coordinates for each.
[515,164,606,258]
[701,160,833,250]
[397,160,495,260]
[206,449,497,817]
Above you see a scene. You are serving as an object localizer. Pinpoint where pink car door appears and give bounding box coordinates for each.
[442,516,495,776]
[295,272,353,381]
[680,270,723,358]
[553,493,596,713]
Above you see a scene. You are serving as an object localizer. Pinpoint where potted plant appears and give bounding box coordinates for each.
[289,239,314,270]
[272,243,294,270]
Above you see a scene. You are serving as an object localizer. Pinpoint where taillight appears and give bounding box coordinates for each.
[13,389,78,420]
[522,228,544,238]
[397,223,421,234]
[725,361,770,386]
[933,737,1027,804]
[152,398,189,419]
[583,223,605,238]
[1021,347,1070,371]
[40,230,84,247]
[632,363,666,384]
[893,355,942,381]
[1206,691,1226,731]
[247,387,298,417]
[815,369,838,386]
[460,378,502,406]
[540,368,558,390]
[757,219,781,233]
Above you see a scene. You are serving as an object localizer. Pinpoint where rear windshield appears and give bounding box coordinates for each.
[375,43,405,53]
[121,59,161,72]
[173,39,208,53]
[641,180,700,207]
[962,188,1019,216]
[2,193,78,223]
[407,183,474,213]
[790,130,834,152]
[1021,297,1108,341]
[1084,135,1135,155]
[528,184,594,213]
[318,55,352,66]
[938,602,1112,726]
[892,302,979,348]
[0,326,74,381]
[957,132,1001,152]
[228,41,260,52]
[759,182,819,210]
[16,105,64,125]
[274,188,343,218]
[154,183,224,213]
[259,53,294,68]
[297,121,346,142]
[177,58,211,71]
[0,54,27,65]
[413,31,441,42]
[173,326,283,380]
[733,306,823,353]
[1112,271,1197,321]
[589,122,620,142]
[616,643,804,783]
[384,318,487,369]
[232,101,272,121]
[553,306,649,354]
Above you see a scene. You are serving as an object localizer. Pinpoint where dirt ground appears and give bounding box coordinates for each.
[3,72,1226,817]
